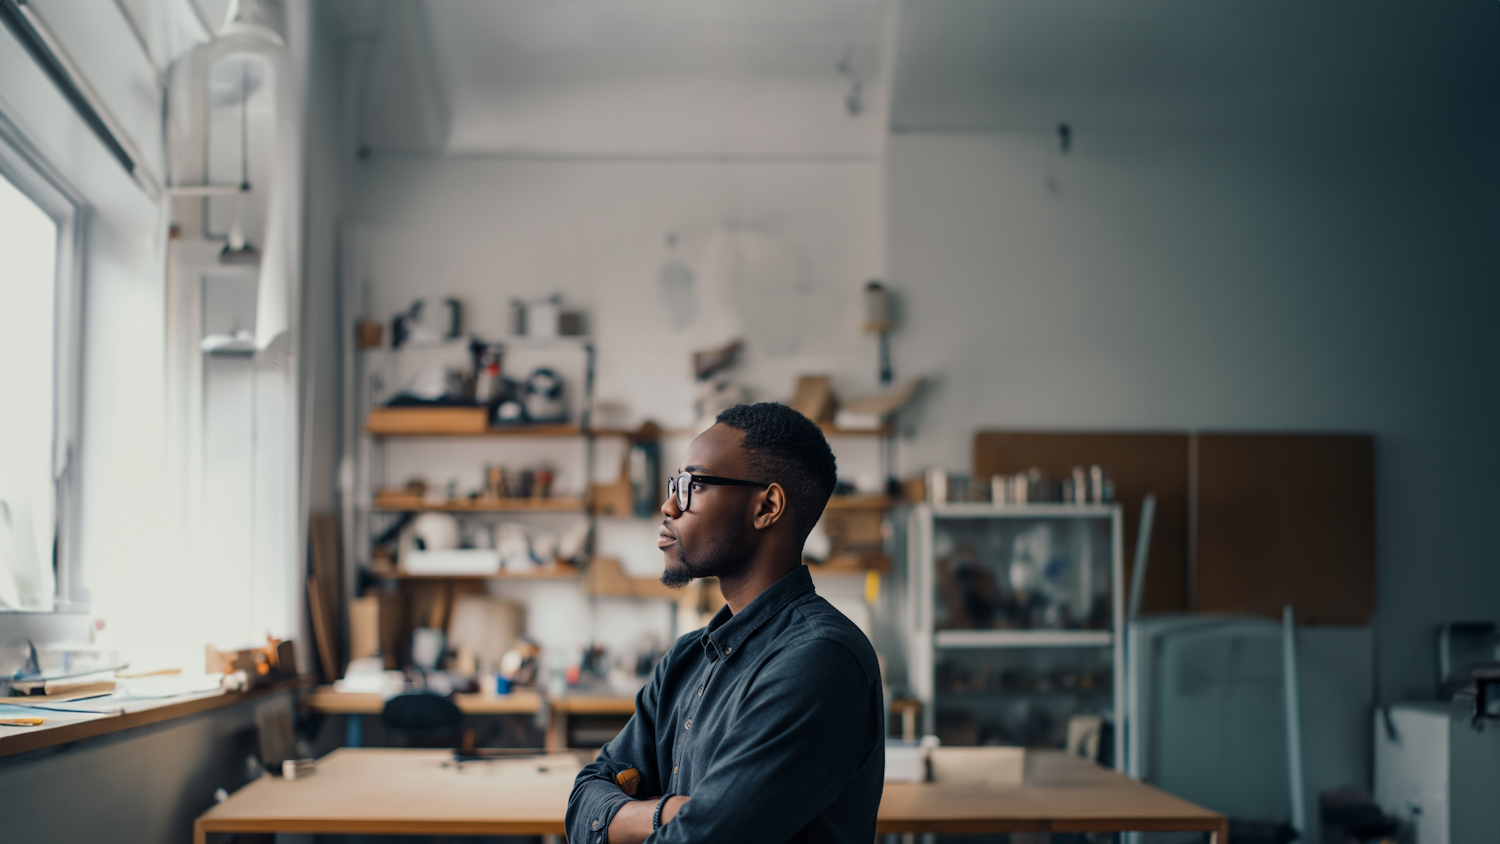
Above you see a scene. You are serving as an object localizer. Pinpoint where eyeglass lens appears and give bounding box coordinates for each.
[672,473,691,511]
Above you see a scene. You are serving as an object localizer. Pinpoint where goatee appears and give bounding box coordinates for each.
[660,519,748,587]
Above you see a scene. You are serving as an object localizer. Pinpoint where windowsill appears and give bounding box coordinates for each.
[0,679,302,759]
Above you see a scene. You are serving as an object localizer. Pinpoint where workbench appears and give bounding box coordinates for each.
[194,747,1228,843]
[301,686,637,751]
[0,682,297,759]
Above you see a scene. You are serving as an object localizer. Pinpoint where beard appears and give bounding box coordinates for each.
[661,518,749,587]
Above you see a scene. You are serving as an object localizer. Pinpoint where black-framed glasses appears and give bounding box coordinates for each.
[668,472,770,513]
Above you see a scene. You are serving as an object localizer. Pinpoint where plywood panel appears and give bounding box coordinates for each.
[1195,433,1375,625]
[974,432,1191,615]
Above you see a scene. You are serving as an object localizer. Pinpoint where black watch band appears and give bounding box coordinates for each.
[652,793,673,830]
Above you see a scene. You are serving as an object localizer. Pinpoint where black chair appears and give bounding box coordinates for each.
[380,692,463,748]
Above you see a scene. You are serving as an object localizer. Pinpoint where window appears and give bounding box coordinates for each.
[0,124,82,613]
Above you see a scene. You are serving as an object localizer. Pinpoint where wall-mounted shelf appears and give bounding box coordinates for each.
[660,425,882,440]
[365,411,663,441]
[934,629,1113,649]
[825,494,894,511]
[818,424,891,437]
[815,553,892,573]
[367,421,585,439]
[382,563,581,581]
[373,495,588,513]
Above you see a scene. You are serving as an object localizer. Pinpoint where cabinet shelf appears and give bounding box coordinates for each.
[825,495,893,511]
[373,495,587,513]
[810,554,892,574]
[930,503,1118,518]
[934,630,1113,649]
[380,563,581,581]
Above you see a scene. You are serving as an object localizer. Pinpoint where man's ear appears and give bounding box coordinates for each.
[753,482,788,531]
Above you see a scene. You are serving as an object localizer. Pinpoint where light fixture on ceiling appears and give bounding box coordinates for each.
[220,58,259,266]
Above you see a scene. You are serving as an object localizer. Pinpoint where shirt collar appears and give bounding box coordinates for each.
[700,565,816,662]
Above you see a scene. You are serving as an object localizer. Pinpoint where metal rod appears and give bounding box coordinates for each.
[1,0,161,199]
[1282,605,1306,836]
[165,184,248,197]
[1127,493,1156,622]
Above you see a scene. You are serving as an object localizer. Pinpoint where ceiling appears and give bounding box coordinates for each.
[893,0,1500,133]
[332,0,1500,157]
[345,0,890,157]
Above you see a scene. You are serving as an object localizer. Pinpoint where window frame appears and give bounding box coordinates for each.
[0,103,87,611]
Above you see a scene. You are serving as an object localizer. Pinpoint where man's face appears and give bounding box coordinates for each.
[657,424,759,586]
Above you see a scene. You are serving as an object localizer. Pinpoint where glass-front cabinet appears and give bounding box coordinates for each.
[908,504,1124,766]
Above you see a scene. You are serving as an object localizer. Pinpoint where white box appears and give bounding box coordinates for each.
[885,740,928,783]
[402,549,500,576]
[928,746,1025,786]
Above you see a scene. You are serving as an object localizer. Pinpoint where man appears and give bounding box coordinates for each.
[566,403,885,844]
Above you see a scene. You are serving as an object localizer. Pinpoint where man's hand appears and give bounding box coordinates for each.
[605,795,691,844]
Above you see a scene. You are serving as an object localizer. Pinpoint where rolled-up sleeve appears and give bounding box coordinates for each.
[649,638,881,844]
[566,650,671,844]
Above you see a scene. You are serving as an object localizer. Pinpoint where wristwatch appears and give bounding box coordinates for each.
[652,793,673,830]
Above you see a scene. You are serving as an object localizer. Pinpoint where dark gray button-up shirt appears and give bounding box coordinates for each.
[566,565,884,844]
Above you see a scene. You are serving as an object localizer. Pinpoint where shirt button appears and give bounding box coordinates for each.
[592,820,600,830]
[697,686,703,696]
[723,646,732,655]
[673,765,679,774]
[685,718,692,729]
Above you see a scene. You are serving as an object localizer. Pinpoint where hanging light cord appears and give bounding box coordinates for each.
[239,61,250,191]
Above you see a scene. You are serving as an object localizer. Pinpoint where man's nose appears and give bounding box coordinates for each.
[662,491,681,518]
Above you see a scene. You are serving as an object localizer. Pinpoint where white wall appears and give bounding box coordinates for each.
[347,156,888,420]
[886,129,1500,702]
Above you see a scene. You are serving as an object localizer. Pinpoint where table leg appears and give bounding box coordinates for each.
[546,709,566,752]
[346,713,363,747]
[1210,818,1230,844]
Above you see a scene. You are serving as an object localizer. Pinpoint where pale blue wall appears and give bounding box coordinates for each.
[886,128,1500,703]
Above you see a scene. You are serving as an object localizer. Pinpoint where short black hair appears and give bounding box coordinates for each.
[715,402,838,541]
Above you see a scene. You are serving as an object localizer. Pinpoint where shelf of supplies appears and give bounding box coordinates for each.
[929,503,1118,519]
[383,563,581,581]
[811,553,892,573]
[373,495,587,513]
[825,495,893,511]
[661,424,891,439]
[368,423,585,438]
[818,424,891,437]
[934,630,1113,649]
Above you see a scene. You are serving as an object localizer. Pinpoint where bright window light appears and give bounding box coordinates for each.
[0,169,59,609]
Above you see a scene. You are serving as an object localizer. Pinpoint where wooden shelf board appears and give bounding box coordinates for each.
[384,563,581,581]
[660,425,890,439]
[812,554,892,573]
[825,494,893,511]
[373,497,587,513]
[818,424,892,437]
[368,423,584,438]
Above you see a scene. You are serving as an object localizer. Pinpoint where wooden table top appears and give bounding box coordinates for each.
[196,749,581,841]
[301,686,638,716]
[878,750,1224,835]
[0,683,296,759]
[550,693,638,714]
[196,747,1225,842]
[302,687,546,715]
